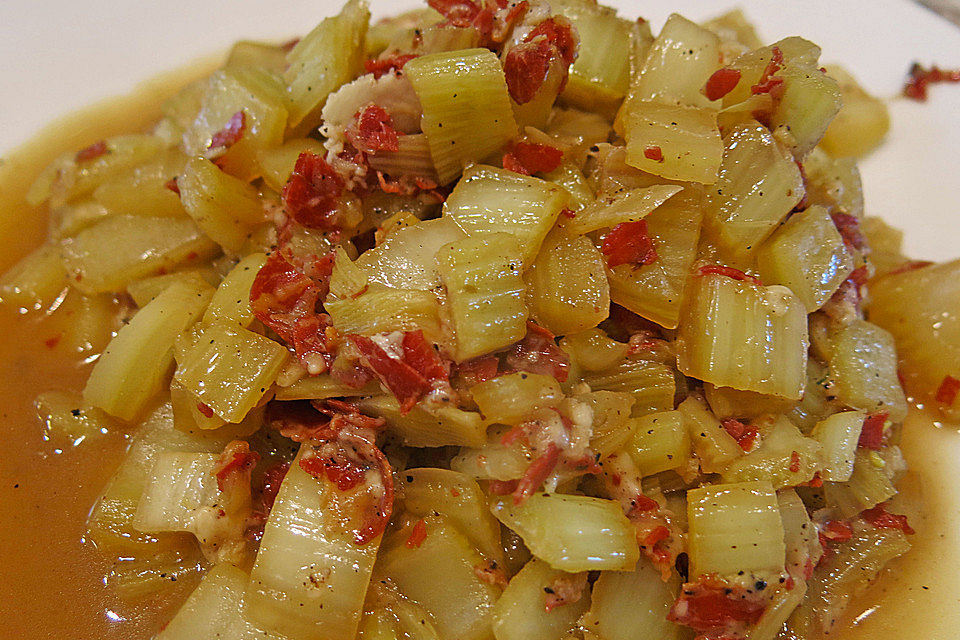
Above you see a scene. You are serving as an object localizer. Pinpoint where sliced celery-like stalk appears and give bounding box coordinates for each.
[490,493,638,572]
[811,411,865,482]
[559,329,629,373]
[437,233,528,361]
[357,217,465,291]
[274,375,381,401]
[444,165,568,266]
[687,480,786,579]
[184,67,289,181]
[626,410,692,477]
[35,389,118,445]
[159,563,284,640]
[823,450,897,518]
[61,215,218,295]
[720,416,822,488]
[180,157,266,252]
[617,100,723,184]
[828,320,908,422]
[606,186,703,329]
[580,390,636,458]
[284,0,370,132]
[358,395,485,448]
[677,396,743,474]
[203,252,267,327]
[92,149,188,219]
[326,285,443,345]
[581,358,676,417]
[563,184,681,236]
[527,230,609,336]
[554,0,633,115]
[127,269,216,308]
[583,559,683,640]
[677,274,808,399]
[84,280,213,420]
[703,383,792,421]
[492,559,590,640]
[0,244,67,312]
[106,545,205,603]
[367,134,440,182]
[400,468,503,565]
[704,123,804,259]
[756,205,853,312]
[771,65,841,156]
[870,260,960,417]
[175,321,289,423]
[778,489,822,579]
[629,13,721,110]
[246,445,381,640]
[378,515,501,640]
[406,49,518,184]
[471,372,563,425]
[820,64,890,158]
[450,427,531,481]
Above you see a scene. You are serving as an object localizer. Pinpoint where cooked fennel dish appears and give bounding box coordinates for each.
[3,0,958,638]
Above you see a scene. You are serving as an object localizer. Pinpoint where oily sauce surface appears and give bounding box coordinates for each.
[0,64,958,640]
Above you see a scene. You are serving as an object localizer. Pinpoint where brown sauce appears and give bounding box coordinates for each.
[0,60,957,640]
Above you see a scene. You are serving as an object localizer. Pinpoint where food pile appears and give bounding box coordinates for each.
[4,0,959,639]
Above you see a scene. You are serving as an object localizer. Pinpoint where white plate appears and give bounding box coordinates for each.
[1,1,959,638]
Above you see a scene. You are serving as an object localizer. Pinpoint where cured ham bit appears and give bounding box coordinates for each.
[903,63,960,101]
[268,400,393,545]
[830,212,867,252]
[364,53,418,79]
[452,355,500,388]
[208,110,246,151]
[504,321,570,382]
[405,518,428,549]
[164,177,180,194]
[281,152,346,231]
[751,46,784,96]
[214,440,260,492]
[512,442,561,505]
[249,251,320,343]
[474,560,509,588]
[698,264,764,286]
[543,572,588,612]
[350,331,448,414]
[668,576,767,637]
[428,0,528,45]
[246,461,291,542]
[721,418,759,452]
[503,16,577,104]
[502,141,564,176]
[643,145,664,162]
[601,220,658,269]
[348,104,402,154]
[861,503,915,535]
[857,412,888,450]
[936,375,960,405]
[75,140,108,162]
[820,520,853,542]
[704,67,742,101]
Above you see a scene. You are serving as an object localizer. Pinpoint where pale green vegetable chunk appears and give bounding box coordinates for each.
[527,230,609,336]
[756,205,853,312]
[490,493,639,572]
[159,563,285,640]
[811,411,866,482]
[720,416,823,488]
[326,285,443,345]
[174,321,289,423]
[246,446,381,640]
[678,396,743,474]
[687,480,786,578]
[61,215,218,295]
[378,515,501,640]
[437,233,528,361]
[359,395,486,448]
[203,252,267,327]
[84,280,213,421]
[443,165,568,266]
[283,0,370,132]
[678,274,808,399]
[704,123,804,259]
[0,244,67,311]
[828,319,908,422]
[471,372,563,425]
[179,157,266,252]
[625,410,692,477]
[405,49,518,184]
[582,559,683,640]
[492,559,590,640]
